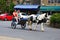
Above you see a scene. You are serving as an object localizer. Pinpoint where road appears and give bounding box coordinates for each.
[0,21,60,40]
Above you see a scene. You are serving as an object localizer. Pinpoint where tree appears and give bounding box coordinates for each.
[50,13,60,28]
[0,0,7,13]
[8,1,15,14]
[0,0,15,14]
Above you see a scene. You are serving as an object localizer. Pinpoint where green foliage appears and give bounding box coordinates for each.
[50,13,60,28]
[0,0,15,14]
[50,13,60,23]
[8,2,15,13]
[0,0,7,12]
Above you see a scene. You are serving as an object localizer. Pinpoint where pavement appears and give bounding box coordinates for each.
[0,36,24,40]
[0,21,60,40]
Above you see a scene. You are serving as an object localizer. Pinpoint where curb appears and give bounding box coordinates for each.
[0,36,24,40]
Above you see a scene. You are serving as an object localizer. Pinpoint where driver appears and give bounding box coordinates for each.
[13,10,18,22]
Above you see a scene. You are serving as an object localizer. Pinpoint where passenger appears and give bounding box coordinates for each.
[17,10,26,28]
[13,10,18,22]
[17,10,22,19]
[17,10,22,21]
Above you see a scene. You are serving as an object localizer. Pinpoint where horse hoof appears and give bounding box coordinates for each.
[41,30,44,32]
[29,29,32,30]
[34,28,36,31]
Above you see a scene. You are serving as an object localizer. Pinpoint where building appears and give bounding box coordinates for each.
[40,0,60,14]
[41,0,60,6]
[6,0,23,5]
[12,0,40,5]
[31,0,40,5]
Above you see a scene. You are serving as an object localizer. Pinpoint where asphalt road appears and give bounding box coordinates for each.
[0,21,60,40]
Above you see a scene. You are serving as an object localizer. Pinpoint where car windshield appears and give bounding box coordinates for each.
[22,13,26,15]
[21,12,27,15]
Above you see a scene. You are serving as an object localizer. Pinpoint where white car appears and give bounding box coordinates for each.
[20,12,29,18]
[19,12,29,20]
[20,12,40,21]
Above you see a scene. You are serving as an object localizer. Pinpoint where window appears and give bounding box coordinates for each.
[48,0,60,3]
[54,0,58,3]
[57,0,60,3]
[26,1,31,5]
[23,1,31,5]
[48,0,54,3]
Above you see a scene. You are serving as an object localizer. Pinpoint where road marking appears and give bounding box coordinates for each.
[0,36,24,40]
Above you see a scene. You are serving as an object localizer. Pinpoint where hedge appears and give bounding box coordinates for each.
[50,13,60,28]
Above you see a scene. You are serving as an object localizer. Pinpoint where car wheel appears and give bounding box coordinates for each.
[4,18,7,21]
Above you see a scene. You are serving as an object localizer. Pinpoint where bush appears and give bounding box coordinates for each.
[50,13,60,28]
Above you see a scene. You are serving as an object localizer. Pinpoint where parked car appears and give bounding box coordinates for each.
[20,12,29,19]
[20,12,40,21]
[0,13,13,21]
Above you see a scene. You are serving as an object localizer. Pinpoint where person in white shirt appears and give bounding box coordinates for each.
[17,10,22,21]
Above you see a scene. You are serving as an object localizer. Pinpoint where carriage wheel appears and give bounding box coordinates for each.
[21,24,26,29]
[11,22,16,29]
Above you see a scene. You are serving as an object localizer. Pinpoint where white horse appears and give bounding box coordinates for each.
[20,12,47,31]
[33,13,47,31]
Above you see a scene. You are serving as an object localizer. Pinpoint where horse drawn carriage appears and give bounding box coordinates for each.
[11,5,44,29]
